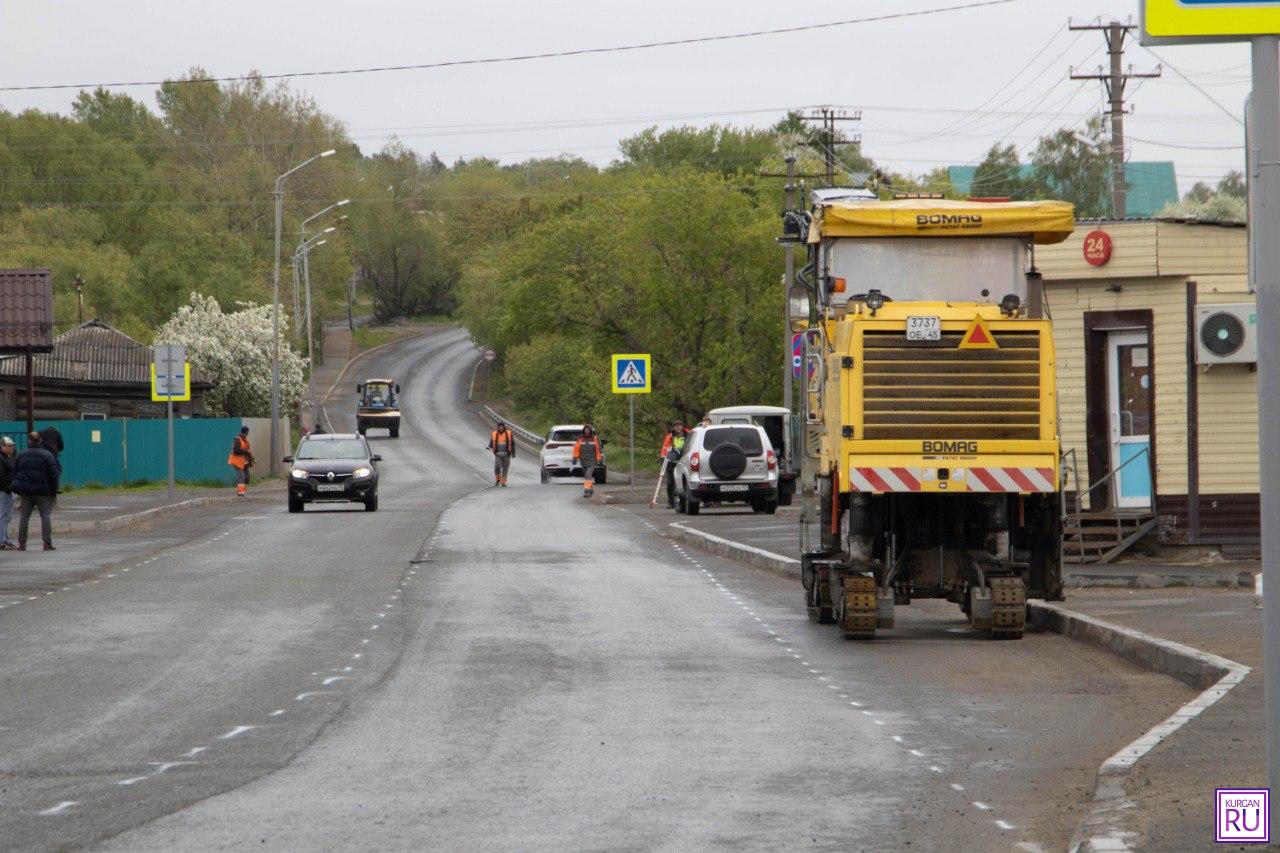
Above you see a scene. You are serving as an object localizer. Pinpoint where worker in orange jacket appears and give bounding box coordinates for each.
[488,421,515,487]
[227,426,255,496]
[572,424,603,499]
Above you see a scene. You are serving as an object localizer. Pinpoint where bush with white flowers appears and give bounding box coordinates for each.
[157,293,306,417]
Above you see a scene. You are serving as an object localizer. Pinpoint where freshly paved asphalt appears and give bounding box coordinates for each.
[0,327,1196,851]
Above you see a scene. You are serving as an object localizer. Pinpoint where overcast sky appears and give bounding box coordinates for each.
[0,0,1254,194]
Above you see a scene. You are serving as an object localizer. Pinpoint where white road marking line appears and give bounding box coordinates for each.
[270,710,286,717]
[295,691,332,701]
[892,736,904,743]
[910,749,925,757]
[950,783,965,791]
[321,675,350,686]
[218,725,257,739]
[148,761,193,774]
[995,820,1016,831]
[117,776,149,786]
[182,747,207,757]
[849,701,863,707]
[972,801,992,811]
[39,801,78,815]
[873,720,885,726]
[930,766,944,773]
[353,653,363,659]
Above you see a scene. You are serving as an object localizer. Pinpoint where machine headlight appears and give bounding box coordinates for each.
[352,467,372,479]
[291,468,308,479]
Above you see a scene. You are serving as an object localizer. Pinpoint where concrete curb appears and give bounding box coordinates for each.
[668,523,800,579]
[664,522,1250,853]
[40,487,284,536]
[1066,570,1256,589]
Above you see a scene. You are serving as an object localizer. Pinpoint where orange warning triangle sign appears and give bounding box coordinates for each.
[958,316,998,349]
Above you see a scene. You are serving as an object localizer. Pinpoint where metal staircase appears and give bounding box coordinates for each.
[1061,448,1157,566]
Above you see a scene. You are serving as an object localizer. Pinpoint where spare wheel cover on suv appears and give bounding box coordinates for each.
[708,443,748,479]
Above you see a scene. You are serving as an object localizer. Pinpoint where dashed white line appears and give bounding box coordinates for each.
[38,801,78,816]
[218,725,257,740]
[995,820,1016,831]
[117,776,149,786]
[972,801,992,811]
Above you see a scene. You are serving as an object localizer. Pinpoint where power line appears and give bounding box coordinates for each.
[1139,44,1244,127]
[0,0,1027,93]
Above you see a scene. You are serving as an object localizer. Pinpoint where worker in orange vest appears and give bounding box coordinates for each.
[572,424,603,499]
[227,426,255,496]
[488,421,515,487]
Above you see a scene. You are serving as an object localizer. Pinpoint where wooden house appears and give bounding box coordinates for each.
[0,319,212,420]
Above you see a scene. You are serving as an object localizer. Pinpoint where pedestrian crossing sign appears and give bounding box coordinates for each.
[611,353,651,394]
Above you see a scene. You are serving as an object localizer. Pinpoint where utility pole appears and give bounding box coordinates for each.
[797,107,862,186]
[760,159,827,415]
[1070,20,1161,219]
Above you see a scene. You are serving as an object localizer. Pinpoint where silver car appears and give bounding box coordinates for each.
[673,424,778,515]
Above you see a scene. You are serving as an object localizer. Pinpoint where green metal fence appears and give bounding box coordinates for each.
[1,419,245,487]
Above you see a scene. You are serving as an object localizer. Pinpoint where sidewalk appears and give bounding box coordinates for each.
[1065,587,1261,851]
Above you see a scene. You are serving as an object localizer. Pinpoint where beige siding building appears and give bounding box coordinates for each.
[1035,219,1257,550]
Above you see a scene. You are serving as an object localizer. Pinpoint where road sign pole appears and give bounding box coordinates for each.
[166,397,175,501]
[629,395,635,486]
[1250,34,1280,838]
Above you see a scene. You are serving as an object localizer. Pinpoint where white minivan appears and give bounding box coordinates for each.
[672,424,778,515]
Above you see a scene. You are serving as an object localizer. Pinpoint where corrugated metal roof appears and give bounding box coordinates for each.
[0,269,54,352]
[0,319,207,386]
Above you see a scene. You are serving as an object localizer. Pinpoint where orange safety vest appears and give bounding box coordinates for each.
[227,434,252,469]
[573,434,601,464]
[490,429,514,454]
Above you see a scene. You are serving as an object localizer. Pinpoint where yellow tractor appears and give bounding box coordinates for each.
[785,196,1074,639]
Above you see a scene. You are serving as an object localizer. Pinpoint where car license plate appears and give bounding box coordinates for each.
[317,483,344,492]
[720,484,749,492]
[906,315,941,341]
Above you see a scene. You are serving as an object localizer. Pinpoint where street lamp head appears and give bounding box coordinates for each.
[320,226,336,236]
[336,198,350,207]
[313,239,327,249]
[320,149,336,159]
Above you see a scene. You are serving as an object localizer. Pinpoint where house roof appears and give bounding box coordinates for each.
[946,161,1179,219]
[0,319,209,387]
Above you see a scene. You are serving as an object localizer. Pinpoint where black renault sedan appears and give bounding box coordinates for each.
[284,434,381,512]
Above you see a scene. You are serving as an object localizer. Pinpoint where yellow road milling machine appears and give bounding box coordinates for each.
[782,195,1074,640]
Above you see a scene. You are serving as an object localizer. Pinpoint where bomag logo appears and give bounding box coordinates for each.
[916,214,983,225]
[922,440,978,454]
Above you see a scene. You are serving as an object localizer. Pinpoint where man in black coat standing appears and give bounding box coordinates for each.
[12,432,59,551]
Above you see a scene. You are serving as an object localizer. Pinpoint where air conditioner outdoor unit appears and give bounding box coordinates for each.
[1196,303,1257,365]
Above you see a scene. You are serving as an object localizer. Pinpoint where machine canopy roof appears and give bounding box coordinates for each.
[811,198,1075,245]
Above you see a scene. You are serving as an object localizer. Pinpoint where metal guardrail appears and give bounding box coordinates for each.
[479,405,545,453]
[477,405,634,484]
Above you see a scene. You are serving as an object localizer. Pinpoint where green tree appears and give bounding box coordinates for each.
[1030,117,1111,217]
[970,144,1032,199]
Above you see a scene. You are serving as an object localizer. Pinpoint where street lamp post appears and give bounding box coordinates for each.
[294,229,334,434]
[74,275,85,324]
[270,148,335,477]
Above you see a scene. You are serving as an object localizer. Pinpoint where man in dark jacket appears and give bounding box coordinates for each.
[12,432,59,551]
[36,426,64,477]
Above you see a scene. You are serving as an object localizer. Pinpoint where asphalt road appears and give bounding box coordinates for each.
[0,327,1195,851]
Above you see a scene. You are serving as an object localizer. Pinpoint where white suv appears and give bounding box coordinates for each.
[539,424,607,484]
[673,424,778,515]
